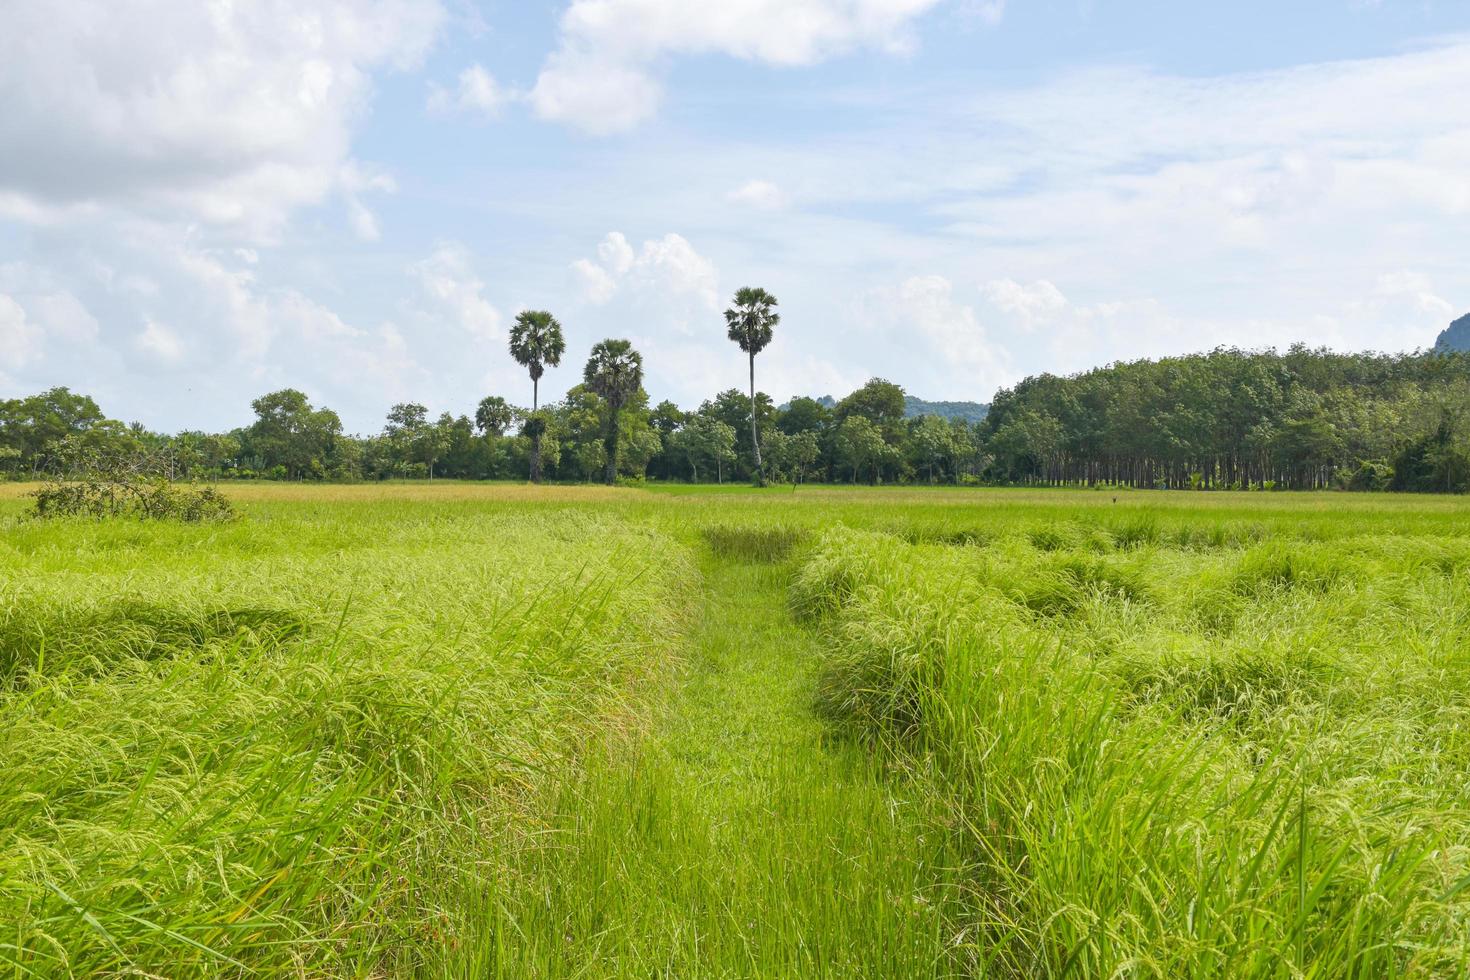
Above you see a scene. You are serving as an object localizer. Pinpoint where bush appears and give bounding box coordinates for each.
[32,478,235,522]
[29,445,236,523]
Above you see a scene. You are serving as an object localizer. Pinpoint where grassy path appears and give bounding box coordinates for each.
[474,549,968,978]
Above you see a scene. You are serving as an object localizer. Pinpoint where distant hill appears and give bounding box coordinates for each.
[782,394,989,423]
[1436,313,1470,353]
[903,396,989,423]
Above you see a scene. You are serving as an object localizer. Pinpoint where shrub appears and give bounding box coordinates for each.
[32,477,235,523]
[29,445,235,523]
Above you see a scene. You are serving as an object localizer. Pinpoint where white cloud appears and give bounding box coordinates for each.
[980,279,1068,326]
[29,291,101,344]
[0,294,43,367]
[135,319,185,364]
[0,0,444,236]
[597,232,636,276]
[340,163,398,242]
[572,232,719,309]
[863,275,1007,390]
[174,248,276,359]
[572,259,620,304]
[427,63,511,118]
[530,55,664,135]
[530,0,945,132]
[727,179,788,210]
[1369,271,1455,319]
[408,243,503,341]
[636,234,720,309]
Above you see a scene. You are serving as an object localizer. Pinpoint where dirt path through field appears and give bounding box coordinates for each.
[473,549,968,977]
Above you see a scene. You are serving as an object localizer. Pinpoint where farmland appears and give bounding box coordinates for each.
[3,482,1469,976]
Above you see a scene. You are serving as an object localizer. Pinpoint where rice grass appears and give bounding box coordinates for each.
[3,483,1469,975]
[796,519,1470,976]
[0,498,687,975]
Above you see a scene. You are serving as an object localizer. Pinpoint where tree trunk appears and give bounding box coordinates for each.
[749,352,764,486]
[529,378,541,484]
[604,411,619,486]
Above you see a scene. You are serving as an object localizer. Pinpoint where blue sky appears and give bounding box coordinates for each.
[2,0,1468,433]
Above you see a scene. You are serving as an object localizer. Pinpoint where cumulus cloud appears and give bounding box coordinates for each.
[0,294,43,368]
[861,275,1008,391]
[408,243,503,341]
[427,63,511,118]
[572,232,719,309]
[29,291,102,344]
[135,319,185,365]
[980,279,1068,326]
[530,0,945,132]
[0,0,444,236]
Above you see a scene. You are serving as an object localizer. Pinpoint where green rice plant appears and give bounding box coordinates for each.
[797,518,1470,977]
[3,482,1470,976]
[701,522,808,562]
[1007,551,1153,620]
[1232,540,1351,596]
[0,498,690,975]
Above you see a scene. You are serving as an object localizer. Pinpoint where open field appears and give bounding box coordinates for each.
[3,483,1470,976]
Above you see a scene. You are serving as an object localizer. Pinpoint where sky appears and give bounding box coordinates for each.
[2,0,1468,434]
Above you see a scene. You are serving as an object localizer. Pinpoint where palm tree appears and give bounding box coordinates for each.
[508,310,565,483]
[724,287,778,486]
[583,339,644,486]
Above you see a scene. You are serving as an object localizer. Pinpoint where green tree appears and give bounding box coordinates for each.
[0,387,110,473]
[675,415,737,483]
[508,310,566,483]
[724,287,779,486]
[835,416,886,484]
[246,389,343,480]
[790,430,821,485]
[583,339,644,485]
[384,403,430,477]
[910,414,958,483]
[474,396,516,436]
[777,396,832,437]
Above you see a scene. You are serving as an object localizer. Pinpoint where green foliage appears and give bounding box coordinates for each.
[242,388,345,480]
[29,446,235,523]
[509,310,566,482]
[7,347,1470,491]
[507,310,566,395]
[584,339,646,485]
[795,499,1470,976]
[723,286,779,357]
[474,395,516,436]
[32,478,234,523]
[701,523,807,562]
[983,345,1470,491]
[0,493,687,974]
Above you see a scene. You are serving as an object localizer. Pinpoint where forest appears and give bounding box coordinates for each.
[4,344,1469,493]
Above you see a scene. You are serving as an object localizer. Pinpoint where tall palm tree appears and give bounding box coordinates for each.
[724,287,778,486]
[583,339,644,486]
[508,310,565,483]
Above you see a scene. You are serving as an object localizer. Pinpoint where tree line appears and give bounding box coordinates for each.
[981,345,1470,492]
[3,317,1469,492]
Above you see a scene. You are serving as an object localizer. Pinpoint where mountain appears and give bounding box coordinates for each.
[903,396,989,423]
[781,394,989,423]
[1436,313,1470,353]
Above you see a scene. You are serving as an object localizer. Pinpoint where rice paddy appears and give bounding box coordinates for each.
[2,483,1469,976]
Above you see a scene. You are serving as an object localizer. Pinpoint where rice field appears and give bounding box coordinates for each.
[2,482,1469,976]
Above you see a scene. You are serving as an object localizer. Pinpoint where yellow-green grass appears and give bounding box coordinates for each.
[0,492,687,975]
[3,483,1470,976]
[795,517,1470,976]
